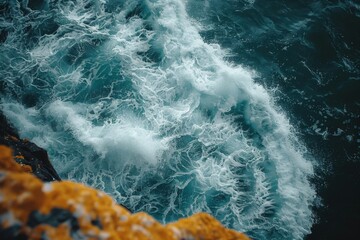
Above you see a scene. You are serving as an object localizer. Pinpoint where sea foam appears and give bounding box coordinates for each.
[0,0,315,239]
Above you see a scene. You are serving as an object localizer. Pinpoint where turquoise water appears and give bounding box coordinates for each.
[1,0,358,239]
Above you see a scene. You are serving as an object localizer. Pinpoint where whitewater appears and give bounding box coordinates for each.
[0,0,316,239]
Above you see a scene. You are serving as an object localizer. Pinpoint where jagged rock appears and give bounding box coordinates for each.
[0,145,249,240]
[0,111,61,181]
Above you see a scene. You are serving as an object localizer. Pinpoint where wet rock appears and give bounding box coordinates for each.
[0,111,61,181]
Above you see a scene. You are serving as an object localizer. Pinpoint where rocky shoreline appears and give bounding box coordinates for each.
[0,110,249,239]
[0,111,60,182]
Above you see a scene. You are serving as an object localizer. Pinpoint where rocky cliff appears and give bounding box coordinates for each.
[0,111,60,182]
[0,113,249,240]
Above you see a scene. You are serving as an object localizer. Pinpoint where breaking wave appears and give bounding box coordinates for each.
[0,0,316,239]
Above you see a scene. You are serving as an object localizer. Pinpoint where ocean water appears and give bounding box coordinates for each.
[0,0,359,239]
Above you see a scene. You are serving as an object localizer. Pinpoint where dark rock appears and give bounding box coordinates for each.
[28,208,80,232]
[0,224,27,240]
[91,218,103,229]
[0,110,61,181]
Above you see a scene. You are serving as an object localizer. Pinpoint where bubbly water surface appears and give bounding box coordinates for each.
[0,1,319,239]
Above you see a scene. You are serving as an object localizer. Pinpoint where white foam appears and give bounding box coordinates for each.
[0,0,316,239]
[46,100,168,166]
[111,0,315,238]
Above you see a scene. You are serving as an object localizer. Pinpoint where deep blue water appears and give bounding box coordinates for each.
[0,0,359,239]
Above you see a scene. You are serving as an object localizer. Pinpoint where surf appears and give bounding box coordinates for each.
[0,0,316,239]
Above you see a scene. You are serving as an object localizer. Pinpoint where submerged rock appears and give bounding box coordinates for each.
[0,145,249,239]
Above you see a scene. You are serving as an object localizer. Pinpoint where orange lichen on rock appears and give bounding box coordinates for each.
[167,212,249,240]
[30,224,73,240]
[0,171,44,223]
[0,145,21,172]
[0,145,32,173]
[0,146,250,239]
[40,180,133,239]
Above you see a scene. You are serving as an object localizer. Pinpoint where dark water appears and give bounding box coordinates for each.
[0,0,359,239]
[187,0,360,239]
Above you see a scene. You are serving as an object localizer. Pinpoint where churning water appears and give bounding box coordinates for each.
[1,0,359,239]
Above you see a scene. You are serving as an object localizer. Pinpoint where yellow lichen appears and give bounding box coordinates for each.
[0,171,44,223]
[0,146,32,173]
[21,164,33,173]
[167,212,249,240]
[0,145,30,173]
[0,145,250,240]
[30,224,72,240]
